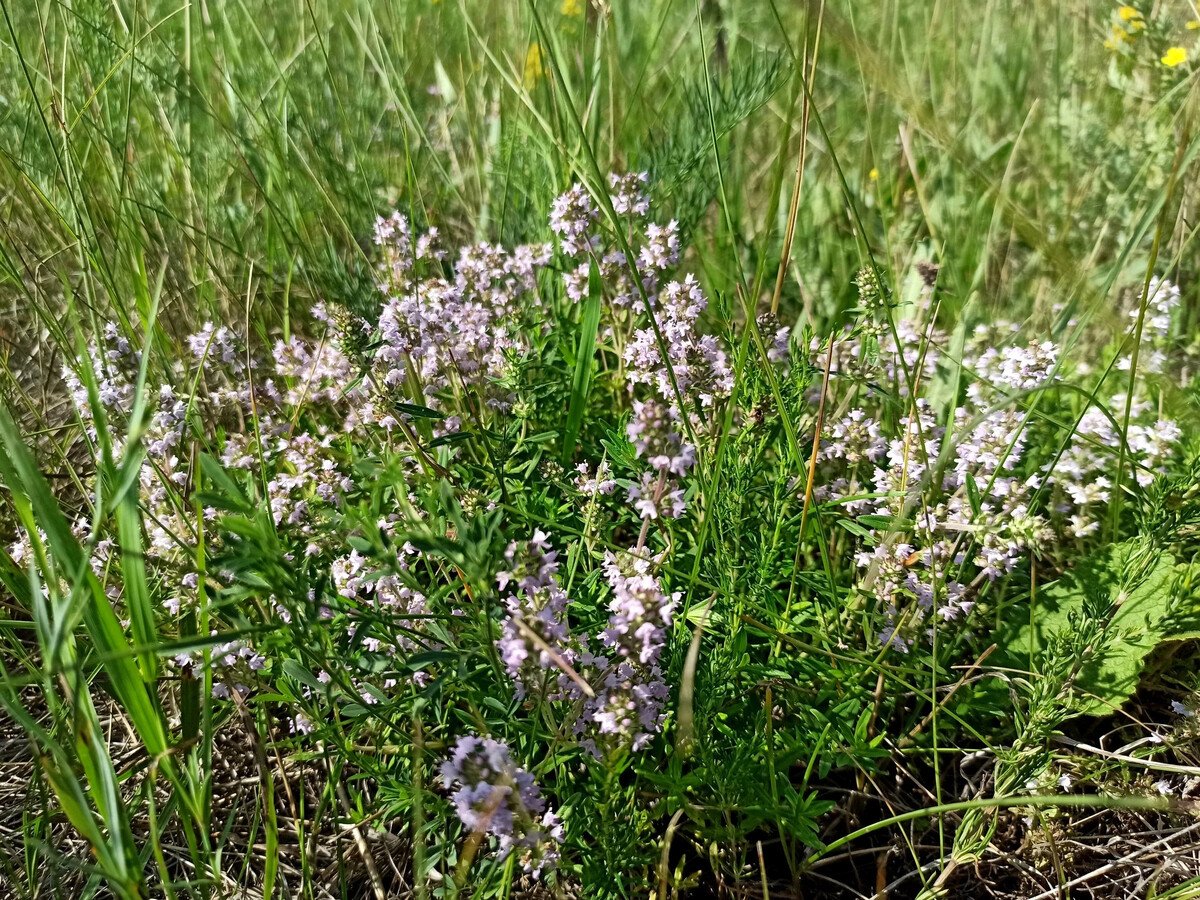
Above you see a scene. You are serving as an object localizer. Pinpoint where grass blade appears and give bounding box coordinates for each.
[560,258,602,464]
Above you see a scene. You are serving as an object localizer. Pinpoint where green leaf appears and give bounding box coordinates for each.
[116,454,158,683]
[965,472,982,518]
[855,514,915,532]
[281,659,327,692]
[560,259,602,465]
[1159,561,1200,639]
[0,403,167,750]
[198,452,251,511]
[999,541,1177,716]
[395,401,446,420]
[427,431,473,450]
[836,518,876,540]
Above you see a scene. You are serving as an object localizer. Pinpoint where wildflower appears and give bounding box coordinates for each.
[574,460,617,496]
[523,43,545,88]
[549,183,599,257]
[561,0,584,15]
[1117,6,1141,22]
[1171,700,1195,718]
[577,551,677,752]
[440,736,562,876]
[609,171,650,218]
[639,220,680,273]
[1162,46,1188,67]
[188,637,268,700]
[627,399,695,476]
[1134,276,1179,341]
[61,322,141,446]
[966,340,1058,404]
[1052,393,1179,523]
[273,334,360,408]
[627,470,686,520]
[759,314,791,364]
[370,222,549,414]
[495,533,577,698]
[330,549,432,665]
[624,274,733,410]
[599,552,677,666]
[820,410,887,466]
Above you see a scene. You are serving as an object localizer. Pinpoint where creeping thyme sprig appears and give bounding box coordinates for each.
[439,736,563,878]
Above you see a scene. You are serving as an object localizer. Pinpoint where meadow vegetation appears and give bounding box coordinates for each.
[2,0,1200,897]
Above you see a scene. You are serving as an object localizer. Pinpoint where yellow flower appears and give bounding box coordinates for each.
[1188,20,1200,30]
[1104,24,1129,49]
[561,0,584,16]
[868,168,879,182]
[523,42,544,88]
[1117,5,1142,21]
[1161,46,1188,67]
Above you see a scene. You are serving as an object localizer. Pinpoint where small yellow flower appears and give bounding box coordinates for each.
[1117,5,1142,21]
[1161,46,1188,67]
[868,168,879,182]
[561,0,584,16]
[523,42,544,88]
[1188,20,1200,30]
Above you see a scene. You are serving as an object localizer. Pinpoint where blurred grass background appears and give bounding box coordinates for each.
[2,0,1193,369]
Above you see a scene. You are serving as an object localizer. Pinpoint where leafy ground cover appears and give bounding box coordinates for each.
[2,1,1200,897]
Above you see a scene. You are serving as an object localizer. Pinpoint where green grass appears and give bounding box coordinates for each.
[1,0,1200,898]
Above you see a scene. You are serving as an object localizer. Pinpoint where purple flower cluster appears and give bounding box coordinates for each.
[440,736,562,877]
[327,544,435,696]
[608,171,650,217]
[1117,276,1179,375]
[620,277,730,520]
[576,551,677,753]
[495,531,575,698]
[812,276,1069,651]
[172,637,267,700]
[373,211,444,285]
[815,318,945,398]
[820,409,886,467]
[1042,279,1182,535]
[61,321,140,448]
[370,214,551,416]
[273,331,360,409]
[265,430,352,532]
[547,175,728,525]
[489,533,677,754]
[1051,399,1180,536]
[625,275,733,410]
[553,174,678,308]
[549,183,600,257]
[811,268,1190,652]
[573,460,617,496]
[966,339,1059,404]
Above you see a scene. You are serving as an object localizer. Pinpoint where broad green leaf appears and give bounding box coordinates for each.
[999,540,1176,716]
